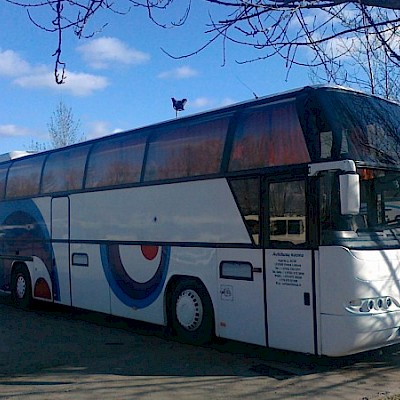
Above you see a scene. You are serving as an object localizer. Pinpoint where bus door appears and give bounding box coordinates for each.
[216,177,266,346]
[51,196,71,305]
[265,179,315,354]
[217,248,266,346]
[51,196,111,313]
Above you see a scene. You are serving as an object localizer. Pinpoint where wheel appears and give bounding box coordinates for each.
[169,279,214,345]
[11,265,32,308]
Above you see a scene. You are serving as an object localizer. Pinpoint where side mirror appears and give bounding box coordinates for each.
[339,173,360,215]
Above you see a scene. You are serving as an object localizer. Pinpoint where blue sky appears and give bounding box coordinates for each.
[0,1,312,153]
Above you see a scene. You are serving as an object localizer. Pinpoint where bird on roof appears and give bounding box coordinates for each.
[171,98,187,112]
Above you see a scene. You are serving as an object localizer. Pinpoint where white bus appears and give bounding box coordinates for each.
[2,85,400,356]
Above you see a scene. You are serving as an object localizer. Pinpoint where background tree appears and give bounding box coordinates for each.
[48,101,85,148]
[28,101,84,151]
[5,1,400,83]
[27,140,48,152]
[309,8,400,101]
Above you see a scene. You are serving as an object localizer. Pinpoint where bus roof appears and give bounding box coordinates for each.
[0,151,37,163]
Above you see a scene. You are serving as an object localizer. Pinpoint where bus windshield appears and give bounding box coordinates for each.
[320,168,400,248]
[310,89,400,164]
[359,168,400,230]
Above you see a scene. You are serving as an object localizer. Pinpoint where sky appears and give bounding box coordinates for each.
[0,1,312,154]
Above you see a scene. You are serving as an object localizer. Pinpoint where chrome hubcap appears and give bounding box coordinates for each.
[176,289,203,331]
[16,275,26,299]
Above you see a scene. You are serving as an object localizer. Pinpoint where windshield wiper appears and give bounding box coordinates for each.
[358,219,400,233]
[359,142,398,164]
[356,218,400,233]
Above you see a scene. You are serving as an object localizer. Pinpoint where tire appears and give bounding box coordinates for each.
[169,279,214,345]
[11,265,32,308]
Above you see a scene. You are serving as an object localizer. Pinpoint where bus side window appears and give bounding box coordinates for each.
[42,145,90,193]
[228,101,310,171]
[144,117,228,182]
[6,155,46,199]
[229,178,260,246]
[268,180,306,247]
[85,135,145,189]
[0,165,8,200]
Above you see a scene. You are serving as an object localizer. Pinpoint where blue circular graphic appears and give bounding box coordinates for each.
[100,244,170,309]
[0,199,59,300]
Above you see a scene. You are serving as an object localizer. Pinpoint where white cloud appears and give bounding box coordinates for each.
[158,66,198,79]
[188,97,235,110]
[85,121,125,140]
[0,48,109,96]
[220,97,236,107]
[77,37,150,69]
[15,70,108,96]
[86,120,111,139]
[0,124,32,137]
[0,49,31,77]
[60,71,109,96]
[191,97,213,108]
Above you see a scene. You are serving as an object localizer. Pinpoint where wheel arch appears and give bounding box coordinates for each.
[11,261,31,282]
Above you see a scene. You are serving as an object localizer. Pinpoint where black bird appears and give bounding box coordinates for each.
[171,98,187,113]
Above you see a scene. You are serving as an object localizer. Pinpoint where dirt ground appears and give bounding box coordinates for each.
[1,295,400,400]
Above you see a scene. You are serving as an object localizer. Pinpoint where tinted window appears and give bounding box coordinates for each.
[86,134,146,188]
[42,145,90,193]
[144,117,229,181]
[317,90,400,164]
[6,155,45,198]
[0,165,8,199]
[230,178,260,245]
[269,180,306,246]
[229,101,310,171]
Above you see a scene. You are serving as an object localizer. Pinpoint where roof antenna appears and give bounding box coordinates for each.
[236,76,258,99]
[171,98,187,118]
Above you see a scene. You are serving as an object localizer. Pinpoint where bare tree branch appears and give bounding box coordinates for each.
[310,7,400,102]
[4,0,400,83]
